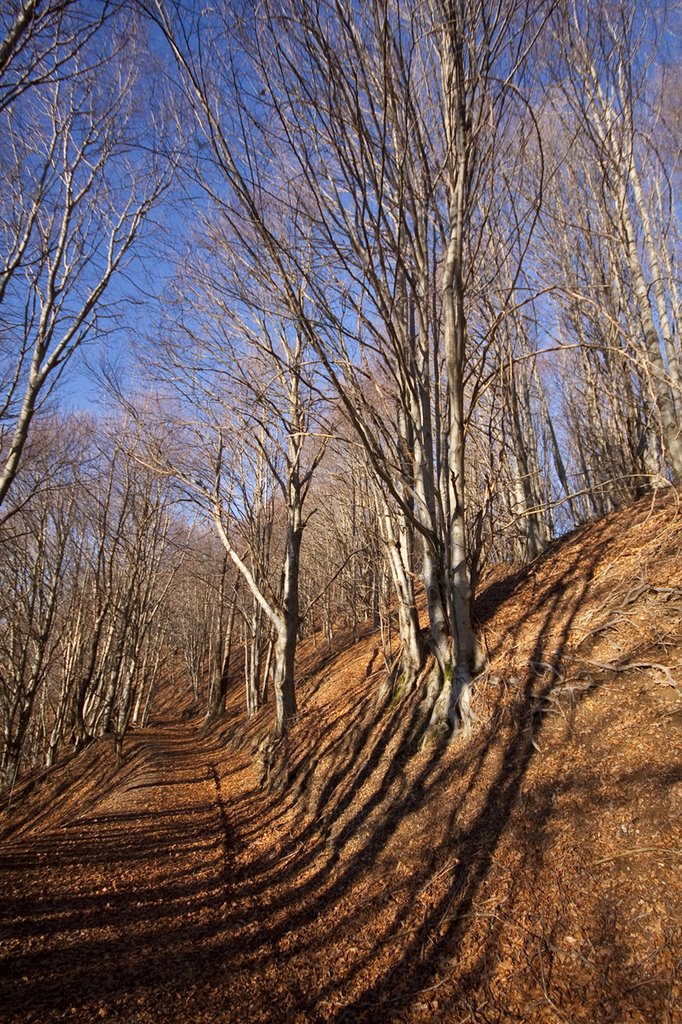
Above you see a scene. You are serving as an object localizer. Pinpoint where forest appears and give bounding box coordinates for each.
[1,0,680,787]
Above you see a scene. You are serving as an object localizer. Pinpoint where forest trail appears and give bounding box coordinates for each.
[2,489,682,1023]
[0,724,276,1022]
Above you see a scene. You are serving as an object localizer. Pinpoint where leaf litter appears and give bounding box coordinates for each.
[1,488,681,1023]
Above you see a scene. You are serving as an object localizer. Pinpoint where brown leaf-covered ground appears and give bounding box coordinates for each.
[1,488,681,1023]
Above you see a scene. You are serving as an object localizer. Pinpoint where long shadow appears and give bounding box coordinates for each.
[302,537,633,1020]
[2,516,674,1022]
[181,538,603,1018]
[147,539,613,995]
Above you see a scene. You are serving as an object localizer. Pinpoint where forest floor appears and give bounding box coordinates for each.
[1,487,682,1023]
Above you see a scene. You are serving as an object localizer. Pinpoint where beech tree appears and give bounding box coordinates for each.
[167,538,240,723]
[143,263,327,735]
[136,0,341,738]
[0,0,100,113]
[542,0,682,486]
[0,1,171,517]
[0,416,183,785]
[222,0,550,738]
[137,0,553,742]
[0,456,74,787]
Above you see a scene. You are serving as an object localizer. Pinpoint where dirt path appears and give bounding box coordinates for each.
[0,725,273,1023]
[3,688,680,1024]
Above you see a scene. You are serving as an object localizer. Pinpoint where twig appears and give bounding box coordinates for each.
[418,978,448,995]
[575,582,682,648]
[593,846,682,866]
[575,657,681,693]
[530,660,565,681]
[534,922,573,1024]
[417,856,460,896]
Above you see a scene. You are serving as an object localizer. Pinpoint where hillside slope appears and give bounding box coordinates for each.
[1,488,681,1023]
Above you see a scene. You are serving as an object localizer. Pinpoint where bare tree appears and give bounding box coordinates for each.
[0,1,106,113]
[141,261,328,736]
[0,412,188,787]
[232,0,548,737]
[0,456,74,787]
[543,0,682,482]
[0,3,172,517]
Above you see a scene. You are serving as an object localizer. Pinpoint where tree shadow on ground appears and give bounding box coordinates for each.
[1,510,680,1022]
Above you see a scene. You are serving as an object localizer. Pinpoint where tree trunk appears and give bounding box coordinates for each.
[273,508,302,737]
[376,489,422,700]
[620,190,682,479]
